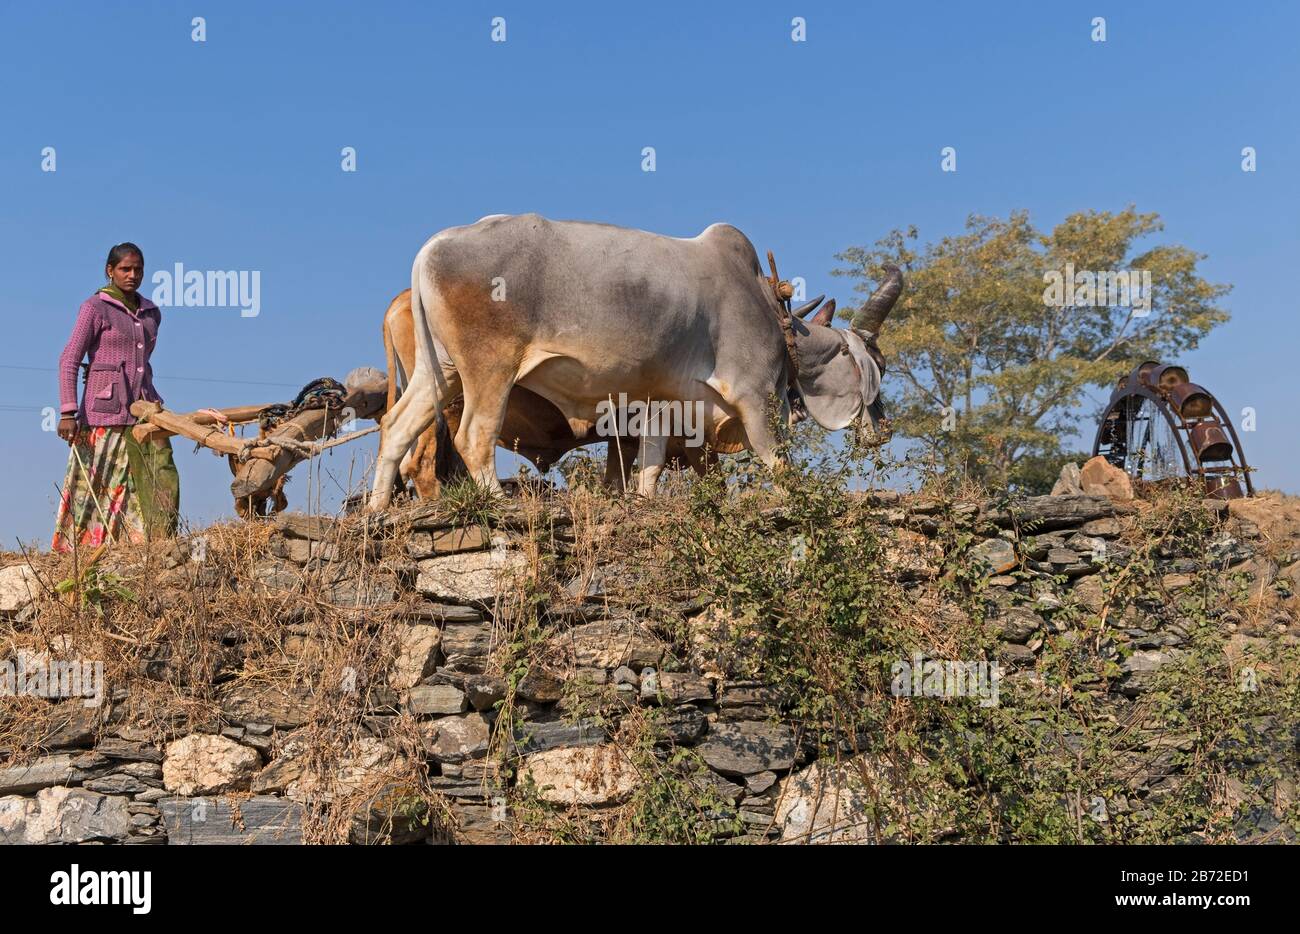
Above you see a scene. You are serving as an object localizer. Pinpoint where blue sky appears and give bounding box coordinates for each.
[2,1,1297,548]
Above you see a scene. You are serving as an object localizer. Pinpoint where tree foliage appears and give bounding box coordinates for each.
[833,207,1230,490]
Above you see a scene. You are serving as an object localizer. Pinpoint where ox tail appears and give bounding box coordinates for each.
[382,316,407,414]
[409,248,441,389]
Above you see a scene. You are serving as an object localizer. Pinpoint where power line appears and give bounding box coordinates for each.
[0,364,302,389]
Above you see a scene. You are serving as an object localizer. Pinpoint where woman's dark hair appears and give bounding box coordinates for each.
[105,242,144,268]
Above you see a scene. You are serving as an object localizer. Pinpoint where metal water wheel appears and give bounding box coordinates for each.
[1092,361,1254,499]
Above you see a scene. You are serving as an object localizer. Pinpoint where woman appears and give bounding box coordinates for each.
[52,243,180,553]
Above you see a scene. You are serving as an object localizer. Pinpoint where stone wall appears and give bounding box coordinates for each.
[1,488,1297,845]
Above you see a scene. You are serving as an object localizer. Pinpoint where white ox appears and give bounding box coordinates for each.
[370,214,901,508]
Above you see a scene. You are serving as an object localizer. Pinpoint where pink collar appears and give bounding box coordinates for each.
[95,291,158,315]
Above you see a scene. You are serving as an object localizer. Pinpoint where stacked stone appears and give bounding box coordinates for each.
[1,483,1295,845]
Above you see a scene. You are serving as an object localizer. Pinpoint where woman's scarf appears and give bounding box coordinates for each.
[98,282,140,312]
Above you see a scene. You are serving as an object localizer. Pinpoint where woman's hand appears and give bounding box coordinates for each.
[57,416,79,444]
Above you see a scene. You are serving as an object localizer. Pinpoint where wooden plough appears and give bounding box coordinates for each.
[129,369,389,518]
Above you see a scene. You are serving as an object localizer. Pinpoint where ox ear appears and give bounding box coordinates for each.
[808,298,836,328]
[794,329,882,432]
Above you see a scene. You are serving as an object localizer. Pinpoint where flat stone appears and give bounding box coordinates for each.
[407,683,466,716]
[268,535,311,564]
[0,786,131,844]
[406,527,492,558]
[94,738,164,763]
[274,511,337,541]
[651,705,708,744]
[511,717,606,755]
[1072,576,1106,613]
[389,623,442,690]
[689,768,746,804]
[162,734,261,796]
[1080,517,1127,537]
[322,577,397,609]
[407,602,485,624]
[349,782,431,845]
[517,666,564,703]
[548,618,665,670]
[0,754,91,795]
[415,549,527,605]
[998,642,1037,667]
[519,745,639,806]
[746,771,778,795]
[464,675,507,712]
[250,560,304,593]
[422,713,492,764]
[38,704,100,750]
[1120,650,1177,696]
[643,671,713,705]
[696,721,796,777]
[719,682,782,709]
[83,773,152,795]
[159,795,304,844]
[444,801,512,845]
[996,607,1043,643]
[219,683,314,729]
[116,761,163,780]
[441,621,493,665]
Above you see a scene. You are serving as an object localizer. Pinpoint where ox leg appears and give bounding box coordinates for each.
[370,370,455,510]
[602,438,637,492]
[635,433,668,496]
[734,394,787,476]
[453,375,513,494]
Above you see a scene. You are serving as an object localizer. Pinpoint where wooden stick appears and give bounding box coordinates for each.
[132,403,269,443]
[129,401,250,455]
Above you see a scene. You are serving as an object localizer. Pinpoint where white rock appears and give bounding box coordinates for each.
[0,564,40,616]
[519,745,639,806]
[776,755,936,844]
[416,548,528,604]
[163,733,261,796]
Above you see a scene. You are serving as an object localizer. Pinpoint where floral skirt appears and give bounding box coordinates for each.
[51,426,180,554]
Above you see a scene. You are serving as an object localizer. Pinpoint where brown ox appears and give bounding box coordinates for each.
[381,289,727,497]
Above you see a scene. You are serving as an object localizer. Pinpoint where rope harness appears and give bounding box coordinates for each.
[230,376,366,463]
[765,250,801,391]
[257,376,349,432]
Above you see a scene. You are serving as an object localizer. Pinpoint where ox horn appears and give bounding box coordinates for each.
[850,265,904,334]
[792,294,825,319]
[809,298,836,327]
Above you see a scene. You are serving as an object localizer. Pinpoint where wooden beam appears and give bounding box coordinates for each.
[131,403,269,444]
[129,401,251,456]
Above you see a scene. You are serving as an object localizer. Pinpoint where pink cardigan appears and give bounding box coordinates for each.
[58,292,164,427]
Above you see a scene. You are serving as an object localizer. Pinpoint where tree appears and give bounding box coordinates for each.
[832,207,1230,491]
